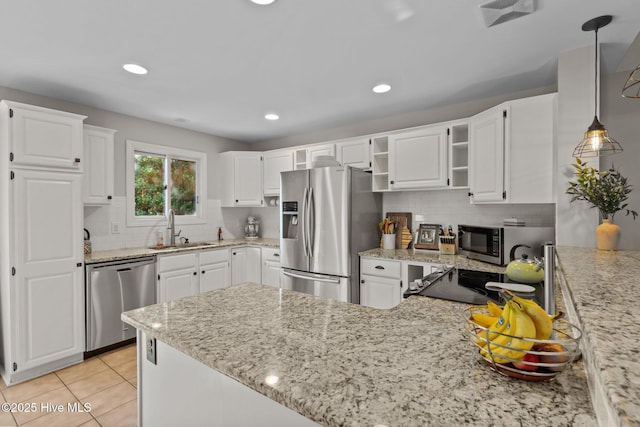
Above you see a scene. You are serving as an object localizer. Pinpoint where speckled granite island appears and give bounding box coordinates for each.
[123,280,597,426]
[555,247,640,427]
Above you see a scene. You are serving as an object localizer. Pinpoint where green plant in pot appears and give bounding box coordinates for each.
[566,158,637,250]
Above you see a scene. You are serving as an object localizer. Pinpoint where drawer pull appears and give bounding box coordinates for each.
[375,265,385,270]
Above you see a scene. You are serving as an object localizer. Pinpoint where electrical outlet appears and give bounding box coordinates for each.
[146,337,157,364]
[111,222,121,234]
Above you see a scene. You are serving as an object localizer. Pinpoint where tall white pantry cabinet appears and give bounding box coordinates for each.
[0,100,86,385]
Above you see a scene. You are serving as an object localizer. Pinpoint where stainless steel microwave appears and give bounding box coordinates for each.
[457,224,554,265]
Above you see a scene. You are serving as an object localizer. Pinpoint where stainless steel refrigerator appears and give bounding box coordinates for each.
[280,166,381,304]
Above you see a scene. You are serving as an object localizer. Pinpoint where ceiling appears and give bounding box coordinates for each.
[1,0,639,143]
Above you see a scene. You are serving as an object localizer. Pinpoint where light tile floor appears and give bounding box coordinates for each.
[0,345,137,427]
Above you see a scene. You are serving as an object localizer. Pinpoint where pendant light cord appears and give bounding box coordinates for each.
[594,28,598,118]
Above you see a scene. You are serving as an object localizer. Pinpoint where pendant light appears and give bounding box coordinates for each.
[622,64,640,98]
[572,15,623,158]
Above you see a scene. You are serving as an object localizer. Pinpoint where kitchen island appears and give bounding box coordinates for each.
[123,282,596,426]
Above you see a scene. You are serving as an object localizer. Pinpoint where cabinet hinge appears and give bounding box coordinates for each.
[10,171,14,180]
[9,152,13,162]
[369,161,372,168]
[9,109,13,118]
[447,128,450,136]
[503,110,507,118]
[503,191,507,200]
[399,280,402,288]
[157,274,160,281]
[76,262,83,267]
[447,178,450,186]
[12,362,17,372]
[11,267,16,276]
[369,139,372,145]
[260,156,263,161]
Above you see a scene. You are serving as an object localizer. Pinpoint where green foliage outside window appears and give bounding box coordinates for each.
[134,154,196,216]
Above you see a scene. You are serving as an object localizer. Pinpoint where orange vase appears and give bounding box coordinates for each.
[595,219,621,251]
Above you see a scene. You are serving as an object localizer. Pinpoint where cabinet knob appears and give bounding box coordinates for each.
[202,270,205,274]
[361,280,365,284]
[74,157,81,163]
[274,253,279,257]
[468,192,473,197]
[235,200,239,203]
[193,272,197,276]
[107,195,112,200]
[390,180,394,185]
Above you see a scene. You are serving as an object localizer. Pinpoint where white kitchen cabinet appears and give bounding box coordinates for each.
[11,169,85,378]
[336,138,371,170]
[83,125,116,205]
[231,247,261,285]
[0,101,85,385]
[448,121,469,189]
[371,135,390,192]
[261,247,281,288]
[468,105,506,203]
[360,258,402,309]
[263,149,293,196]
[4,101,85,170]
[468,93,556,204]
[294,143,335,169]
[157,253,199,303]
[199,249,231,293]
[388,125,448,190]
[220,151,264,207]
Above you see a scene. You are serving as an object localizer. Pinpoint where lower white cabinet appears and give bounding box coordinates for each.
[199,249,231,293]
[5,169,85,383]
[359,258,402,309]
[261,247,281,288]
[231,247,261,285]
[158,249,231,303]
[157,253,199,303]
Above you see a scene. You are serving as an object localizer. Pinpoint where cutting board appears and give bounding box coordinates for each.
[385,212,412,249]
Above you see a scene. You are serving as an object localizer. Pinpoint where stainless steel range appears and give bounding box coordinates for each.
[403,267,544,305]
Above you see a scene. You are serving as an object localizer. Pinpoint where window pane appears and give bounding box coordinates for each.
[134,154,165,216]
[171,159,196,215]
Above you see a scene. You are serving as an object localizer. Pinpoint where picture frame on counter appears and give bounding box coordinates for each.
[415,224,440,250]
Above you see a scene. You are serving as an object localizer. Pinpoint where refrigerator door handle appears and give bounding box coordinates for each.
[282,270,341,284]
[302,187,309,257]
[308,187,315,257]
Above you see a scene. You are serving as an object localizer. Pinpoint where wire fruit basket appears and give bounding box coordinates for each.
[464,306,582,381]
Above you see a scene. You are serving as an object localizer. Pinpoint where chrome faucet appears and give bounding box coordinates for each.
[167,209,181,245]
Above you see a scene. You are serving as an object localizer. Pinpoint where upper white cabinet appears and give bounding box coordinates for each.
[5,101,85,170]
[448,121,469,189]
[388,125,448,190]
[294,143,335,169]
[263,149,293,197]
[468,106,506,203]
[83,125,116,205]
[336,138,371,170]
[469,93,556,204]
[220,151,264,207]
[371,136,390,192]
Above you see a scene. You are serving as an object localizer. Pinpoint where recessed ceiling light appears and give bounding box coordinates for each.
[265,113,279,121]
[372,83,391,94]
[123,63,148,75]
[251,0,276,5]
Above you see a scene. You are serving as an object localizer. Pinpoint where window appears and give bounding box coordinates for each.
[126,140,207,226]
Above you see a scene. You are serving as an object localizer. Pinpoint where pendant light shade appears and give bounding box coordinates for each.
[622,64,640,98]
[572,15,623,158]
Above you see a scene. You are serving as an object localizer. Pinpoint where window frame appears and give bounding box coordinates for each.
[126,140,207,227]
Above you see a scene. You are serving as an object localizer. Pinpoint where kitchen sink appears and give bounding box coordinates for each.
[148,242,218,251]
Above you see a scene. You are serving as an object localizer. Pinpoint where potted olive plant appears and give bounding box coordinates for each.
[566,158,637,250]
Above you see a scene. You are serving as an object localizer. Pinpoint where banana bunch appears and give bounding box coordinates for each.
[471,292,555,364]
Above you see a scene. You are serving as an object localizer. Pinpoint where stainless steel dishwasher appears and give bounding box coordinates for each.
[85,257,156,353]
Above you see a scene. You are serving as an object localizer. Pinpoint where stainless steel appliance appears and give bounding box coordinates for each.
[280,166,381,303]
[85,257,155,354]
[403,267,544,306]
[457,224,554,265]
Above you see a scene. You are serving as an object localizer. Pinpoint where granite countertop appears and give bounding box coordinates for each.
[555,247,640,427]
[359,248,507,273]
[84,237,280,264]
[123,283,596,426]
